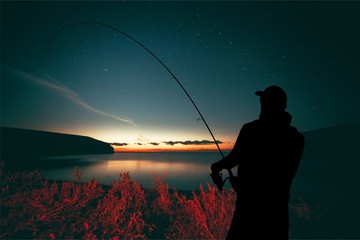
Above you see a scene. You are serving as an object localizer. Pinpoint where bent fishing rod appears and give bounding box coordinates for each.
[45,21,233,188]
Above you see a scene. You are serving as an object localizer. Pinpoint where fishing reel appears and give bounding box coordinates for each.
[210,171,230,191]
[211,168,239,192]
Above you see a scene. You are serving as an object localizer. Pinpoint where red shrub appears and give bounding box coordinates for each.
[1,169,236,239]
[92,172,151,239]
[167,183,236,239]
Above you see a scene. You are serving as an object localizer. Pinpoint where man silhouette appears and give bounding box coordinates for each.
[211,85,304,239]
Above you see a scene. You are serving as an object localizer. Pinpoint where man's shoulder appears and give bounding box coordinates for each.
[288,125,303,136]
[242,120,260,130]
[243,120,303,137]
[239,120,263,135]
[288,126,305,144]
[244,120,260,127]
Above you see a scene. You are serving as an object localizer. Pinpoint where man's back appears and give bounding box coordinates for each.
[233,114,304,237]
[237,117,304,197]
[211,86,305,239]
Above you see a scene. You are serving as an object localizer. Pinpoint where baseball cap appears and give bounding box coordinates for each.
[255,85,287,109]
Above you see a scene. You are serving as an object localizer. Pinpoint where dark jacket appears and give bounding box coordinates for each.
[213,111,304,239]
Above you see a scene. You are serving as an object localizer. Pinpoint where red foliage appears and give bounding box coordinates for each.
[167,184,235,239]
[0,168,236,239]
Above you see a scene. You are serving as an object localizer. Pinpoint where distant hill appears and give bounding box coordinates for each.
[297,121,359,198]
[0,127,114,164]
[290,121,360,238]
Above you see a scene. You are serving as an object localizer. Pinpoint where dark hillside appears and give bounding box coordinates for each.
[0,127,113,164]
[290,121,360,238]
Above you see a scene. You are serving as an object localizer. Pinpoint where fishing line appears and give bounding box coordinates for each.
[45,21,233,178]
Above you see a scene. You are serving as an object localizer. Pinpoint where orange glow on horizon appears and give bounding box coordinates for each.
[111,143,234,153]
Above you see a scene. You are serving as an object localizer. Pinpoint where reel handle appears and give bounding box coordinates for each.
[210,172,224,191]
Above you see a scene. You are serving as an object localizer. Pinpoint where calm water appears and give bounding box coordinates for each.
[40,152,232,190]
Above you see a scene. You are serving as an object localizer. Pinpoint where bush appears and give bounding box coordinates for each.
[1,168,236,239]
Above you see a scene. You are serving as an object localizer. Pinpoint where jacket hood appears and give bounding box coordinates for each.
[259,111,292,126]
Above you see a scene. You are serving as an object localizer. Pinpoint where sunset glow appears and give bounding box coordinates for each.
[111,142,234,153]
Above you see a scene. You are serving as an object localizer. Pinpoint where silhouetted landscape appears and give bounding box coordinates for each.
[0,127,113,169]
[291,121,360,238]
[1,122,359,238]
[2,1,359,238]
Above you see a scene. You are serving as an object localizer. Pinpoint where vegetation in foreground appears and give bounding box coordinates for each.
[0,167,236,239]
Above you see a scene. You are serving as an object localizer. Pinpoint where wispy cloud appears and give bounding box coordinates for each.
[6,67,135,126]
[163,140,223,146]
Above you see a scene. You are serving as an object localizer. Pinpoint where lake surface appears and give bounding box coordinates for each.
[40,152,232,190]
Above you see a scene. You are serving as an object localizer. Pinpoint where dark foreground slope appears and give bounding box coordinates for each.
[0,127,113,163]
[290,121,360,238]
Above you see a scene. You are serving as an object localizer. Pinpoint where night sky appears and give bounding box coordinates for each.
[1,1,359,151]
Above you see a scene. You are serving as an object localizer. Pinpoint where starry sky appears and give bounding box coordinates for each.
[1,1,360,151]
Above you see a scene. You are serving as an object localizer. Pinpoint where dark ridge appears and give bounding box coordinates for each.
[0,127,114,167]
[290,121,360,238]
[301,121,359,175]
[298,121,360,197]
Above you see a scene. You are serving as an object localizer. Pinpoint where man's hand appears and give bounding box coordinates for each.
[210,171,224,191]
[211,162,222,173]
[211,162,224,191]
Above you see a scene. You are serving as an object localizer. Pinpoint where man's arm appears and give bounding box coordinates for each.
[211,126,246,173]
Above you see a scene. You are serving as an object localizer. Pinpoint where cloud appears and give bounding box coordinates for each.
[163,140,223,146]
[110,142,128,146]
[163,141,177,146]
[6,67,135,126]
[136,134,161,146]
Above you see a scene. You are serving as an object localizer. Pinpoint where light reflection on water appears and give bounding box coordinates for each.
[40,152,230,190]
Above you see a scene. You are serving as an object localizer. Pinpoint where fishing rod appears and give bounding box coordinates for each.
[45,21,233,188]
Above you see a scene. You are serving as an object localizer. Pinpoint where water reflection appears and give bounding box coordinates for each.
[40,152,221,190]
[107,160,205,174]
[84,160,210,189]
